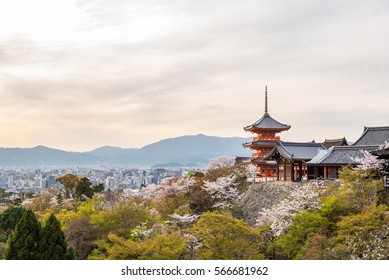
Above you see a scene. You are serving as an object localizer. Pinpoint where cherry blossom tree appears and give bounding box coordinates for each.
[255,182,326,236]
[204,156,235,171]
[169,213,200,226]
[245,164,258,176]
[341,225,389,260]
[203,175,239,209]
[379,141,389,150]
[136,176,196,218]
[138,177,195,201]
[351,150,385,171]
[137,183,163,201]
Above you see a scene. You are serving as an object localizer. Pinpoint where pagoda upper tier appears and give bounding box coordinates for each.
[244,86,290,134]
[242,86,290,177]
[244,112,291,134]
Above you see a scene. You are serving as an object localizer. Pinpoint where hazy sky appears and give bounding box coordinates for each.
[0,0,388,151]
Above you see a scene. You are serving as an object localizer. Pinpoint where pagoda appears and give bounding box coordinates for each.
[243,86,291,177]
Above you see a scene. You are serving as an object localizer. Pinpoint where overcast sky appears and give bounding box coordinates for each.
[0,0,388,151]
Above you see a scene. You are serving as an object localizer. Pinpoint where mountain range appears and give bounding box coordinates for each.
[0,134,252,167]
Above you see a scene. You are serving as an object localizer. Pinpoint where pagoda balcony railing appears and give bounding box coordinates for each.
[252,152,267,158]
[253,136,280,141]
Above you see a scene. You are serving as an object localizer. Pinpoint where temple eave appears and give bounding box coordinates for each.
[244,127,290,133]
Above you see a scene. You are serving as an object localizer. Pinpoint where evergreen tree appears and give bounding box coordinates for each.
[92,183,105,194]
[5,210,41,260]
[75,177,94,200]
[0,207,26,236]
[40,213,74,260]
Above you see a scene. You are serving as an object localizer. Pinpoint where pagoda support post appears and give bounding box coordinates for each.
[283,161,286,181]
[276,163,280,181]
[290,161,294,182]
[298,162,303,181]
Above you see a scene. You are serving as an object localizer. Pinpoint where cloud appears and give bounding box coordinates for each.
[0,0,388,150]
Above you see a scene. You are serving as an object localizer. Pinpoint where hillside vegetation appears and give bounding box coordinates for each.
[0,157,388,260]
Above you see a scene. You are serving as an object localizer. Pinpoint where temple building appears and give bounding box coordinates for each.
[240,87,389,182]
[243,87,290,177]
[263,141,326,181]
[307,145,376,179]
[307,126,389,180]
[371,145,389,190]
[323,137,348,149]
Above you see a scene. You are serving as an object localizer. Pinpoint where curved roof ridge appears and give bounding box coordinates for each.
[276,141,293,159]
[334,145,378,150]
[308,147,334,164]
[324,137,346,142]
[279,141,326,148]
[352,126,389,146]
[244,113,291,131]
[364,126,389,130]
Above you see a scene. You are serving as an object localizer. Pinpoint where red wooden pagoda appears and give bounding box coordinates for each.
[243,86,291,177]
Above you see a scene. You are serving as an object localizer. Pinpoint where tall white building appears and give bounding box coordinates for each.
[105,177,117,189]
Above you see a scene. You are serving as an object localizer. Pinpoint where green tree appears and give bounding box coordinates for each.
[140,231,189,260]
[189,212,265,260]
[91,200,153,238]
[65,217,103,260]
[56,174,80,198]
[0,207,26,236]
[276,211,330,259]
[75,177,94,200]
[339,166,384,212]
[56,192,63,205]
[331,204,389,260]
[188,184,213,214]
[26,193,53,212]
[92,183,105,194]
[5,210,41,260]
[0,242,6,259]
[302,228,331,260]
[89,233,140,260]
[40,213,74,260]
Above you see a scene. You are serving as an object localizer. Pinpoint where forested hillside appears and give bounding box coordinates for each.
[0,156,388,260]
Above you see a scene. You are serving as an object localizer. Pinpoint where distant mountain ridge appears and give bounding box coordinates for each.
[0,134,252,167]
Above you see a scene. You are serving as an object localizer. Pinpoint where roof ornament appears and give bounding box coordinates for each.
[265,86,269,116]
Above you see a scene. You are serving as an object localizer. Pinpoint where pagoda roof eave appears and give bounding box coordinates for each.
[264,141,326,162]
[243,140,277,148]
[244,126,290,133]
[243,113,291,132]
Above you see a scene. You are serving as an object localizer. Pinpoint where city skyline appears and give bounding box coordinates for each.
[1,0,388,151]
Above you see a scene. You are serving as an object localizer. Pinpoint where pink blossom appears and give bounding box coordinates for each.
[204,156,235,171]
[255,181,326,236]
[351,150,385,171]
[203,175,239,208]
[169,213,200,224]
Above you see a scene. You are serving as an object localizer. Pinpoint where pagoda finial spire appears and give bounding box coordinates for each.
[265,86,268,114]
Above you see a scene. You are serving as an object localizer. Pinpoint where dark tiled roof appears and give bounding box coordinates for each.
[371,147,389,159]
[264,141,326,161]
[244,113,290,131]
[323,137,348,149]
[235,157,252,164]
[242,140,277,148]
[251,158,277,165]
[352,126,389,146]
[308,145,378,165]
